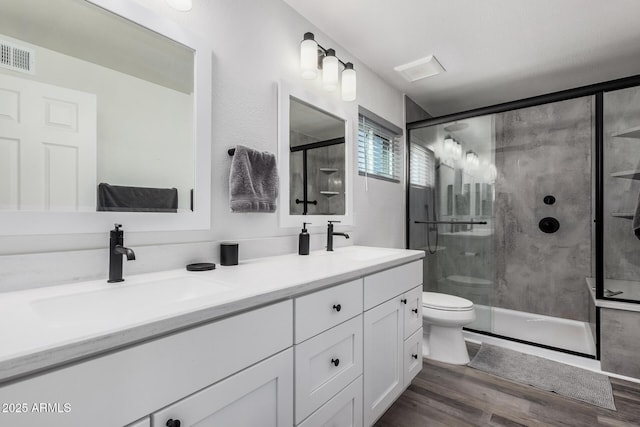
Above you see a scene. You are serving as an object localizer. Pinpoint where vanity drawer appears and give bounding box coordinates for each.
[297,376,363,427]
[404,328,423,386]
[295,278,363,343]
[364,261,422,310]
[295,315,363,424]
[404,285,423,338]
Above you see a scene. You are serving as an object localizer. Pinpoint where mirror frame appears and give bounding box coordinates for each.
[278,81,354,228]
[0,0,212,235]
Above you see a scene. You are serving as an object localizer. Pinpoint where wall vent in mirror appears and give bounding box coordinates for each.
[0,40,34,74]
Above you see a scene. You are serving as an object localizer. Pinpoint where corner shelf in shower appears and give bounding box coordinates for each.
[319,191,340,197]
[610,212,634,219]
[612,125,640,139]
[610,169,640,180]
[319,168,339,174]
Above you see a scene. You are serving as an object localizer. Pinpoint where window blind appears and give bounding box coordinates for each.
[410,144,435,188]
[357,114,401,182]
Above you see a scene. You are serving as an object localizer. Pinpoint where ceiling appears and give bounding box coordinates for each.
[283,0,640,117]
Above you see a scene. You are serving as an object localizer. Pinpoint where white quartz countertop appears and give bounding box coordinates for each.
[0,245,423,383]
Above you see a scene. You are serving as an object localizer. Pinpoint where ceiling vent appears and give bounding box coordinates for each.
[0,40,35,75]
[394,55,445,82]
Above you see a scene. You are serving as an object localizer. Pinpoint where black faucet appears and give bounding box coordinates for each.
[327,220,350,251]
[108,224,136,283]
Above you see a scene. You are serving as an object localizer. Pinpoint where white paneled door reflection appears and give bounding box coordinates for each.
[0,74,96,211]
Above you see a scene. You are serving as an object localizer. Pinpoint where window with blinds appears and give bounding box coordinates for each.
[358,114,401,182]
[410,144,435,188]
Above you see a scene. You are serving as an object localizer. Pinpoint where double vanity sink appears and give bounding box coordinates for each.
[0,245,417,381]
[0,245,424,427]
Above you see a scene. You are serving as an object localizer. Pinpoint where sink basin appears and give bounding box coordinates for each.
[31,276,232,325]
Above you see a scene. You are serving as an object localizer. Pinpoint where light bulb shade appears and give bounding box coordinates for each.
[341,62,356,101]
[166,0,192,11]
[322,49,339,92]
[443,137,454,153]
[300,33,318,80]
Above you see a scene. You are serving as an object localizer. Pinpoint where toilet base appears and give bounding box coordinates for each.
[422,324,470,365]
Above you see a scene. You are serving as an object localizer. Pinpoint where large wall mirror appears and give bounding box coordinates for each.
[0,0,212,234]
[278,82,354,228]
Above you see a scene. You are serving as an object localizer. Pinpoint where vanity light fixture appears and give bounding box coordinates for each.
[165,0,192,11]
[465,150,479,168]
[299,32,357,101]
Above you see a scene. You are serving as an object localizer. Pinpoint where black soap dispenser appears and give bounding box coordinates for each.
[299,222,311,255]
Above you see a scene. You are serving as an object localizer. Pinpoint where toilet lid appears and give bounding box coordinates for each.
[422,292,473,311]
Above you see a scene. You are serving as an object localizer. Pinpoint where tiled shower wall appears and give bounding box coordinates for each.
[603,85,640,285]
[493,96,593,322]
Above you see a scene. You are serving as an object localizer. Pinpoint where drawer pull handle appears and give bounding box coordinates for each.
[412,308,418,314]
[412,354,418,360]
[166,419,181,427]
[331,358,340,367]
[401,298,407,304]
[332,304,342,312]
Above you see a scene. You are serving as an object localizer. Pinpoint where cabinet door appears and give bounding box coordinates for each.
[151,349,293,427]
[298,376,363,427]
[404,328,423,386]
[403,285,423,339]
[363,298,403,426]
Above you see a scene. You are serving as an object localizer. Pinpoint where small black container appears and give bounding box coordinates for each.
[220,242,239,266]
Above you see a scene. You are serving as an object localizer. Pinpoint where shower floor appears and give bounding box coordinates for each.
[468,304,597,356]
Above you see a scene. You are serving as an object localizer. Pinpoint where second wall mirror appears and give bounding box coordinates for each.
[278,82,354,228]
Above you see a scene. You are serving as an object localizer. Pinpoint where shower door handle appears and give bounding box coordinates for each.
[414,220,488,225]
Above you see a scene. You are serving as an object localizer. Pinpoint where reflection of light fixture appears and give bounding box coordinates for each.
[299,32,357,101]
[443,136,455,154]
[454,141,462,158]
[466,150,479,168]
[166,0,192,11]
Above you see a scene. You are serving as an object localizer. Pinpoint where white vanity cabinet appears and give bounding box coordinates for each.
[0,301,293,427]
[151,349,293,427]
[125,417,150,427]
[0,252,424,427]
[363,261,423,426]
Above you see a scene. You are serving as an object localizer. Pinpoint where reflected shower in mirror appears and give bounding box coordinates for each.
[289,96,346,215]
[0,0,194,213]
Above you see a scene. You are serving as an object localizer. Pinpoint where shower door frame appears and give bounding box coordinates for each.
[406,73,640,360]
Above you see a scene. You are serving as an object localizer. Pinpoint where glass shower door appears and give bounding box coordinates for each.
[408,115,497,332]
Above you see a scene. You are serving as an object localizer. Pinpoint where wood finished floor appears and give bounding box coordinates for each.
[375,345,640,427]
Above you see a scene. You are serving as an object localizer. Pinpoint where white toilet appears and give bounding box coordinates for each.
[422,292,476,365]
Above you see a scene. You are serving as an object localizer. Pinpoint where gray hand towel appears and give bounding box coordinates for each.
[229,145,279,213]
[633,192,640,240]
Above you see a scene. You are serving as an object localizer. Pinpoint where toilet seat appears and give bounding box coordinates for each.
[422,292,473,311]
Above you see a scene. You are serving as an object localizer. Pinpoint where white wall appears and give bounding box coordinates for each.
[0,0,406,290]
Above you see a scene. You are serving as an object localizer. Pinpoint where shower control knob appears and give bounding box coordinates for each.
[412,354,418,360]
[332,304,342,312]
[412,308,418,314]
[331,358,340,367]
[166,419,181,427]
[401,298,407,304]
[539,217,560,234]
